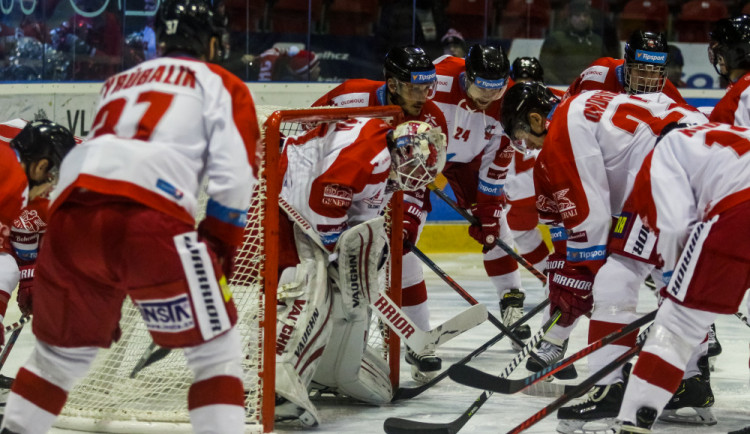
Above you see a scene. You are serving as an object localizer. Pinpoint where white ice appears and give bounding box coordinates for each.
[4,253,749,433]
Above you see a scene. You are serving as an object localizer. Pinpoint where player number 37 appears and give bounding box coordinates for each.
[89,91,175,140]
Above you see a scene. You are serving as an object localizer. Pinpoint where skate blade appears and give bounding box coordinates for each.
[553,364,579,380]
[708,356,717,372]
[659,407,717,426]
[556,418,617,434]
[410,365,437,385]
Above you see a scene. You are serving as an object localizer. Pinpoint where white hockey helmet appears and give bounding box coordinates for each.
[386,120,446,192]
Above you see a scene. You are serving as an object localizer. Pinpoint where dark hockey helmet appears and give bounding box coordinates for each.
[510,57,545,83]
[11,120,76,185]
[500,82,559,154]
[383,45,437,84]
[156,0,224,58]
[708,15,750,76]
[623,31,669,94]
[465,44,510,86]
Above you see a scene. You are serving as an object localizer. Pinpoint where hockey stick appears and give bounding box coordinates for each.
[391,297,550,401]
[448,309,656,394]
[734,311,750,329]
[130,342,171,378]
[507,343,642,434]
[383,310,562,434]
[2,316,31,335]
[0,315,30,372]
[408,242,548,366]
[427,184,547,285]
[372,291,488,353]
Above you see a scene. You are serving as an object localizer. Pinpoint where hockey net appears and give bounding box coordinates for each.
[54,105,405,433]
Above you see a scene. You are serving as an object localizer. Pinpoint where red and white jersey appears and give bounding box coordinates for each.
[257,47,284,82]
[630,122,750,275]
[54,56,260,247]
[564,57,687,105]
[502,147,540,231]
[709,72,750,127]
[280,117,393,249]
[432,55,507,205]
[534,91,708,274]
[0,119,30,257]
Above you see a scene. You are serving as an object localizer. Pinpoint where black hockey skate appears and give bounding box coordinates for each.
[501,289,531,350]
[406,348,442,384]
[729,426,750,433]
[525,338,578,380]
[555,364,630,434]
[616,407,658,433]
[659,356,716,426]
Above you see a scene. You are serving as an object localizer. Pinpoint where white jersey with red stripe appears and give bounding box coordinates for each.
[534,91,708,274]
[630,122,750,275]
[280,117,393,249]
[53,56,260,247]
[709,72,750,127]
[432,55,506,204]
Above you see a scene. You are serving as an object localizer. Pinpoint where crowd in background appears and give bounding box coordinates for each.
[0,0,741,84]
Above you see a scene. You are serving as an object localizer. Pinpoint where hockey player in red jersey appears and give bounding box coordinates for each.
[0,119,75,347]
[502,82,712,433]
[313,45,449,382]
[565,30,686,104]
[0,1,260,433]
[614,122,750,433]
[273,119,446,426]
[431,44,536,346]
[709,16,750,128]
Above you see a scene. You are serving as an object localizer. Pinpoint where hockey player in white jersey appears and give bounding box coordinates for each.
[614,122,750,433]
[0,1,260,433]
[273,119,446,426]
[432,44,534,345]
[501,82,713,433]
[312,45,449,382]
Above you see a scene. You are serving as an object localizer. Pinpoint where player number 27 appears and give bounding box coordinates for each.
[89,91,174,140]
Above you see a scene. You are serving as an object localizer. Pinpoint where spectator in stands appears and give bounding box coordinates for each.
[539,0,606,85]
[666,44,687,87]
[257,46,320,82]
[441,28,466,58]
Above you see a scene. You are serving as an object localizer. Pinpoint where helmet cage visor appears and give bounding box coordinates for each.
[625,62,667,94]
[389,128,447,191]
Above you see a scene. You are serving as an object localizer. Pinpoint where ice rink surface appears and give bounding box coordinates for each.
[4,253,749,433]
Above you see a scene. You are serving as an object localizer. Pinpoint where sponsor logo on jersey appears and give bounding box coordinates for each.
[373,294,415,338]
[553,189,577,219]
[478,179,502,196]
[487,167,507,181]
[411,69,437,84]
[635,50,667,65]
[435,75,453,93]
[318,222,347,246]
[331,92,370,107]
[364,190,385,209]
[549,226,567,241]
[422,113,437,126]
[567,245,607,262]
[156,179,184,200]
[581,65,609,84]
[536,194,559,214]
[276,299,306,355]
[322,183,353,208]
[484,124,496,140]
[13,209,46,232]
[136,294,195,332]
[567,230,588,242]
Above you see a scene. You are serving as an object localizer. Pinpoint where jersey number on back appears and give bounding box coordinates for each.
[89,91,175,140]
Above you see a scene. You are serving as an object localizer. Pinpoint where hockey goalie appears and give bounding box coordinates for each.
[273,119,446,426]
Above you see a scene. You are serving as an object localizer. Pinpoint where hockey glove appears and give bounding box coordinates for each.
[198,222,237,281]
[469,203,503,248]
[402,203,423,254]
[17,264,34,317]
[548,267,594,327]
[543,251,566,276]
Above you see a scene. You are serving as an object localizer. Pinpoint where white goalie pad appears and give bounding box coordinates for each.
[311,291,392,404]
[329,216,389,321]
[275,225,334,426]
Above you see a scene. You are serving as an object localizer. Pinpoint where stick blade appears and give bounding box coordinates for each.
[447,364,516,394]
[383,417,457,434]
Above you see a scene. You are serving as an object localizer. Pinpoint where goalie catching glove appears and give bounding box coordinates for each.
[548,266,594,327]
[469,202,503,248]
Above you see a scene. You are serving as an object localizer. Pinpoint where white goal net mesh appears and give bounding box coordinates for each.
[54,105,404,433]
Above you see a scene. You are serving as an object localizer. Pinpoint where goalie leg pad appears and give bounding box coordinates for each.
[274,228,332,427]
[312,292,392,404]
[329,216,388,321]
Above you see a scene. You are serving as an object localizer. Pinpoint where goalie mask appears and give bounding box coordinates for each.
[623,31,669,95]
[708,15,750,80]
[500,82,559,155]
[386,121,446,192]
[10,119,76,187]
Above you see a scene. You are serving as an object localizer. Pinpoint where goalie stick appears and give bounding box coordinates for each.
[448,309,657,395]
[130,342,171,378]
[507,343,642,434]
[427,184,547,285]
[383,310,562,434]
[392,297,549,401]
